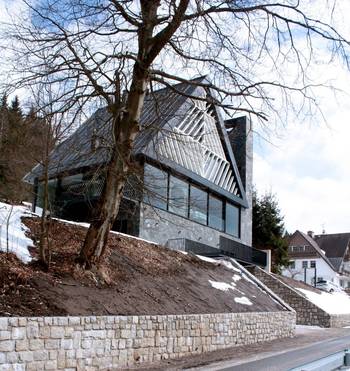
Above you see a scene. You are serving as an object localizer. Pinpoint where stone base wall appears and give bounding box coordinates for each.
[0,312,295,370]
[250,267,350,328]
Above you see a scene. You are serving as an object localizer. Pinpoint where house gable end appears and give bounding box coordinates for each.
[144,83,248,207]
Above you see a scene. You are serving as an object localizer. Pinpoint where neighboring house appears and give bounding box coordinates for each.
[25,77,266,267]
[282,230,350,288]
[315,233,350,288]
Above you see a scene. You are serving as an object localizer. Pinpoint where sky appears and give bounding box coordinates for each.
[0,0,349,235]
[252,2,350,235]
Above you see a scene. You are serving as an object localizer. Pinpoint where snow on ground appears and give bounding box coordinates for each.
[52,216,159,246]
[209,280,236,292]
[0,202,33,263]
[234,297,253,306]
[297,288,350,315]
[196,255,218,264]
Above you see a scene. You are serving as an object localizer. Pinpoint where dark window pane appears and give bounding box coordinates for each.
[189,185,207,224]
[143,164,168,210]
[169,175,188,217]
[225,203,240,237]
[208,195,223,231]
[37,179,57,210]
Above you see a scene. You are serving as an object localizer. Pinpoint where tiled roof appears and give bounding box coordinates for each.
[315,233,350,259]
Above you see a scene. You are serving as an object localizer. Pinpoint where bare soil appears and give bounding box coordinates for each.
[0,217,285,317]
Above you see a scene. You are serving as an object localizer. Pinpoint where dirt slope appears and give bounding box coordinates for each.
[0,217,286,316]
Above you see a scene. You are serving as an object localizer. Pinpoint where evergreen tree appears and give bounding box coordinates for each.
[252,191,289,274]
[0,94,52,202]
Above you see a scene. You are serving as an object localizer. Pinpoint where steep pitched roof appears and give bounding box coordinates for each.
[314,233,350,260]
[291,230,336,271]
[25,77,248,206]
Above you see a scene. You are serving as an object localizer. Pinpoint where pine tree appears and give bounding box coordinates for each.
[252,191,289,274]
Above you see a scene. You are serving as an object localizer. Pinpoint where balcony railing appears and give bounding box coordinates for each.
[166,237,267,267]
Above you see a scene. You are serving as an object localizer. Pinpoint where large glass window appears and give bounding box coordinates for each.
[189,185,207,224]
[169,175,189,217]
[225,202,240,237]
[143,164,168,210]
[208,195,223,231]
[36,179,58,210]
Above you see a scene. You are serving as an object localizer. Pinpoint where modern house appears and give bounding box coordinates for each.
[282,230,350,288]
[25,77,266,267]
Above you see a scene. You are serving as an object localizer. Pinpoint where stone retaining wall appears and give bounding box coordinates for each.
[250,267,350,327]
[0,311,295,370]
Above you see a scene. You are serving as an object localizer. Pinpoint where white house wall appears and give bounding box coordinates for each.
[282,258,340,286]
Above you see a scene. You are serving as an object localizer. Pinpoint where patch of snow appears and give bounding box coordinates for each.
[297,288,350,315]
[234,296,253,305]
[196,255,218,263]
[52,217,159,246]
[231,274,242,282]
[0,202,33,263]
[209,274,242,292]
[218,259,241,272]
[209,280,236,292]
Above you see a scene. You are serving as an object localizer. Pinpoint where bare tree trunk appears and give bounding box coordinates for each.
[77,0,189,268]
[39,119,52,268]
[78,68,148,267]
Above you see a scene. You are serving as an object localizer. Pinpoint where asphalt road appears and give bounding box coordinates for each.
[204,334,350,371]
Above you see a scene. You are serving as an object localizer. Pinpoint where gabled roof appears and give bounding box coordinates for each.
[25,77,248,207]
[314,233,350,260]
[290,230,336,271]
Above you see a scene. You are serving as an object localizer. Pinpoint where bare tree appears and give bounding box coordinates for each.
[3,0,349,267]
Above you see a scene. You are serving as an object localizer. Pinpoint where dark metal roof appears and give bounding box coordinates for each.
[25,77,248,206]
[314,233,350,259]
[328,257,343,272]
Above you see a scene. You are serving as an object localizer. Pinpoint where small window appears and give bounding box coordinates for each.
[208,195,224,231]
[143,164,168,210]
[168,175,189,217]
[189,185,207,225]
[310,261,316,268]
[302,261,308,269]
[290,261,295,269]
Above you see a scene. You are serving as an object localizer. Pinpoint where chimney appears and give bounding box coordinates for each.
[225,116,253,246]
[307,231,314,238]
[225,116,252,191]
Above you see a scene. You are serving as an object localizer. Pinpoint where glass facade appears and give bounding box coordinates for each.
[143,163,240,237]
[143,164,168,210]
[169,175,188,217]
[225,202,240,237]
[189,185,207,224]
[208,195,224,231]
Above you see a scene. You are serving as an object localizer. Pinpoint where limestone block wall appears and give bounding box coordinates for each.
[0,312,295,370]
[250,267,350,328]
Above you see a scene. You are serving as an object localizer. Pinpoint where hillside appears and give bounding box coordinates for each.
[0,203,287,317]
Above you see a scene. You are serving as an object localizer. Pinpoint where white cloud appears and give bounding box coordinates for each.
[253,63,350,234]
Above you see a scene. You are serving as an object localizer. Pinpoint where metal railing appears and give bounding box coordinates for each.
[166,236,267,267]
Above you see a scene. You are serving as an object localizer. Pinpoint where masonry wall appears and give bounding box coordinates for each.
[250,267,350,328]
[139,203,247,249]
[0,312,295,370]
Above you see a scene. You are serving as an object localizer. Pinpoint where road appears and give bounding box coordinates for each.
[195,333,350,371]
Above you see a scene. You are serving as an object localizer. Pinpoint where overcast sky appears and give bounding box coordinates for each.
[0,0,349,235]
